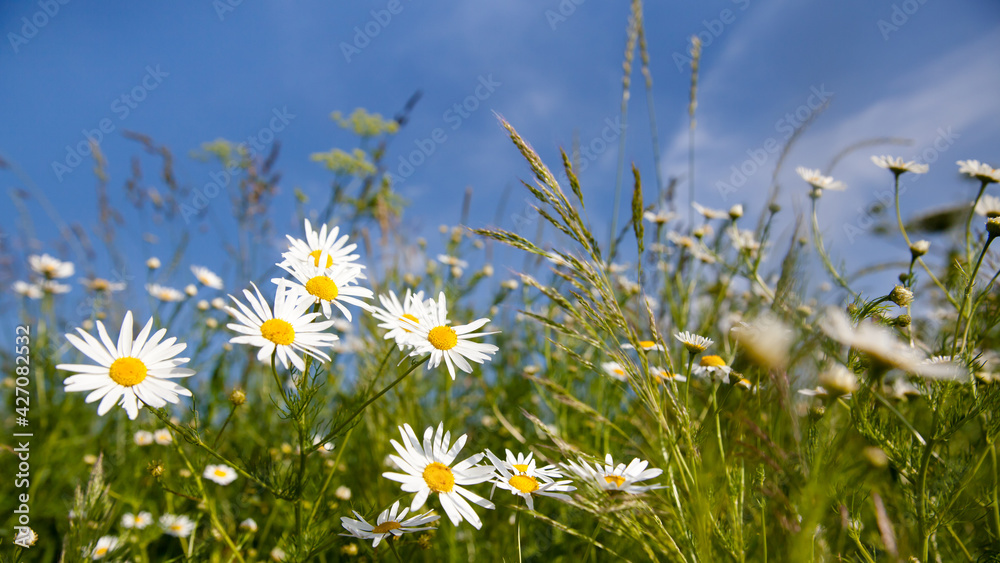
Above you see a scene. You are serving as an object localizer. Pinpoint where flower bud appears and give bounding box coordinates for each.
[229,389,247,406]
[909,240,930,258]
[728,204,744,220]
[146,257,161,270]
[988,217,1000,238]
[148,460,165,477]
[889,285,913,307]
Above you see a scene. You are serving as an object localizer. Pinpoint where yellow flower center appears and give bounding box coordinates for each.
[512,463,529,473]
[109,357,147,386]
[214,469,228,478]
[372,521,402,534]
[638,340,656,349]
[605,475,626,488]
[260,319,295,345]
[613,368,625,376]
[422,462,455,493]
[92,279,110,291]
[399,313,419,333]
[509,474,539,494]
[170,524,184,533]
[700,355,726,368]
[305,275,339,301]
[94,547,108,556]
[428,326,458,351]
[308,250,335,268]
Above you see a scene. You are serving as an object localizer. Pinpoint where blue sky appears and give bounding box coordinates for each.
[2,0,999,308]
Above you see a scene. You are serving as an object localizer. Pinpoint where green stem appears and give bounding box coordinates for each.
[952,233,995,357]
[212,405,240,450]
[324,356,428,441]
[965,180,989,265]
[810,198,856,298]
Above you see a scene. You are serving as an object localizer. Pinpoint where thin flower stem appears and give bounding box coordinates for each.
[516,509,523,563]
[326,356,429,439]
[893,173,959,307]
[951,234,995,357]
[212,404,240,450]
[810,199,856,298]
[870,389,926,446]
[965,180,989,264]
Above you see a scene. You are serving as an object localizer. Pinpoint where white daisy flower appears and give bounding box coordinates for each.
[601,361,629,382]
[796,167,846,192]
[273,258,372,322]
[957,160,1000,184]
[160,514,196,537]
[154,428,173,445]
[239,518,258,533]
[203,464,238,485]
[133,430,153,446]
[728,226,761,253]
[146,283,185,302]
[12,281,42,299]
[382,423,495,529]
[692,202,730,220]
[41,280,71,294]
[29,253,74,279]
[81,278,127,293]
[90,535,120,560]
[340,500,439,548]
[822,307,963,380]
[437,254,469,269]
[334,486,352,500]
[146,257,161,270]
[121,511,153,529]
[15,527,38,547]
[643,208,677,225]
[270,547,286,561]
[797,387,830,398]
[282,219,361,270]
[225,283,339,373]
[818,363,859,397]
[492,449,565,481]
[621,339,665,352]
[674,331,713,354]
[975,194,1000,218]
[484,450,575,511]
[371,289,426,350]
[871,155,929,175]
[692,355,732,381]
[191,265,223,289]
[56,311,195,420]
[562,454,664,494]
[651,367,686,383]
[399,292,499,380]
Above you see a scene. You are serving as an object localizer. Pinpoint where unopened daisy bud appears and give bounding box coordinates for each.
[416,237,427,248]
[204,317,218,329]
[728,204,743,219]
[451,266,463,278]
[988,217,1000,238]
[892,314,911,328]
[889,286,913,307]
[229,389,246,406]
[438,224,448,234]
[184,284,198,297]
[501,279,519,290]
[334,486,352,501]
[211,297,226,309]
[482,264,494,277]
[81,319,94,330]
[341,544,358,556]
[83,454,98,465]
[240,518,258,533]
[909,240,930,258]
[146,257,161,270]
[148,460,165,477]
[403,273,417,285]
[197,300,210,311]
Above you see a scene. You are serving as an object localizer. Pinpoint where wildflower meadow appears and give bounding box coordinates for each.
[3,2,1000,562]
